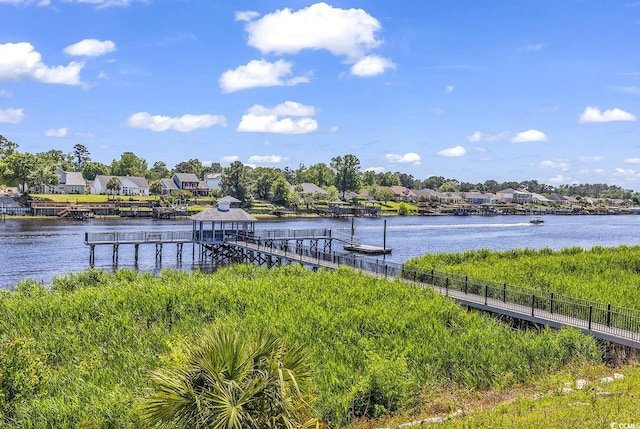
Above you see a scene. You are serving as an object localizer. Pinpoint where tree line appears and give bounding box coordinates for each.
[0,135,637,202]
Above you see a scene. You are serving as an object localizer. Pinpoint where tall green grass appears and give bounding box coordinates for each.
[405,245,640,309]
[0,266,598,427]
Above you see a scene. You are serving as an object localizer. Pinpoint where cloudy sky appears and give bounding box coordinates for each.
[1,1,639,188]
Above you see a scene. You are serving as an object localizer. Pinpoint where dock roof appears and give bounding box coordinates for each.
[190,207,256,222]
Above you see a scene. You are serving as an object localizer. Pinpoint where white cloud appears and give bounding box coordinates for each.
[466,131,508,143]
[435,146,466,157]
[221,155,239,163]
[242,2,383,60]
[0,107,25,123]
[237,114,318,134]
[445,85,454,94]
[519,43,543,52]
[614,167,639,177]
[238,101,319,134]
[329,126,339,133]
[248,101,316,117]
[235,10,260,22]
[64,39,116,57]
[365,166,385,173]
[579,106,636,123]
[624,157,640,164]
[510,129,548,143]
[350,55,395,77]
[45,127,67,137]
[385,152,422,164]
[247,155,288,164]
[0,42,84,85]
[580,156,604,163]
[548,175,568,184]
[0,89,12,98]
[219,59,309,93]
[126,112,226,132]
[538,159,569,171]
[611,86,640,95]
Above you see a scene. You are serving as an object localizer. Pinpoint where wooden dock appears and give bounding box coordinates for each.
[83,221,640,349]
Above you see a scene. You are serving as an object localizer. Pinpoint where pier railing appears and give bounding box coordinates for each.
[85,231,194,244]
[242,228,333,240]
[236,236,640,344]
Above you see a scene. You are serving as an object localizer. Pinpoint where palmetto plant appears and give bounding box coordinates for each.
[141,325,319,429]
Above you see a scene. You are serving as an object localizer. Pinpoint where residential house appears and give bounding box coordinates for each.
[463,191,495,205]
[547,193,570,205]
[43,168,86,194]
[91,175,149,196]
[160,178,179,195]
[291,182,327,198]
[172,173,210,197]
[389,186,417,202]
[204,172,222,191]
[531,193,551,205]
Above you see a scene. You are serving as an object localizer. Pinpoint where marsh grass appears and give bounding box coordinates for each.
[0,266,598,427]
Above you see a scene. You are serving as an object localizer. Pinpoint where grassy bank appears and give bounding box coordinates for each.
[0,266,598,427]
[405,246,640,309]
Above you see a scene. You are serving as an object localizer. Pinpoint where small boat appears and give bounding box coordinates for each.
[529,217,544,225]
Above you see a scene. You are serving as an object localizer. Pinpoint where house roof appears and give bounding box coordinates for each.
[389,186,416,198]
[173,173,200,183]
[190,207,256,222]
[62,172,86,187]
[94,175,149,189]
[160,178,179,190]
[292,182,327,195]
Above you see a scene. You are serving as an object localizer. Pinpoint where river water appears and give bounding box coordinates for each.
[1,214,639,289]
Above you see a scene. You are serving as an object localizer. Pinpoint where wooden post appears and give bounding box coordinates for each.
[484,285,488,305]
[503,283,507,303]
[89,245,95,266]
[156,243,163,261]
[177,243,183,262]
[588,306,593,330]
[550,292,555,314]
[464,276,468,294]
[134,244,139,264]
[112,244,119,264]
[445,277,449,297]
[606,303,611,327]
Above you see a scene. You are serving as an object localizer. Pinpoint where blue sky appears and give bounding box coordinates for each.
[1,1,639,189]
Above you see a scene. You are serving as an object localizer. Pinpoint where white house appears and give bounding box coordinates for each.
[43,168,86,194]
[204,173,222,191]
[91,175,149,196]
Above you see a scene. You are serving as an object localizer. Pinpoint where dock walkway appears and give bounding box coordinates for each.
[84,228,640,349]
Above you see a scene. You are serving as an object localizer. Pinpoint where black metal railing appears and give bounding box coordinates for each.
[233,236,640,343]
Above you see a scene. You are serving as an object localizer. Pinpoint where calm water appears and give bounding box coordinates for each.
[1,215,639,289]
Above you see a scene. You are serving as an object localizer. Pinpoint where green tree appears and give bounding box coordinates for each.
[36,149,74,171]
[174,159,204,178]
[305,163,335,188]
[377,172,400,186]
[0,135,18,158]
[110,152,148,177]
[1,152,40,196]
[251,167,281,200]
[147,161,170,181]
[106,176,122,198]
[325,185,339,202]
[141,326,316,429]
[361,170,377,187]
[149,180,163,199]
[72,144,91,172]
[221,161,251,203]
[81,161,109,181]
[330,154,361,199]
[271,176,290,206]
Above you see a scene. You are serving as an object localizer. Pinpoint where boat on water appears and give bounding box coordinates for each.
[529,217,544,225]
